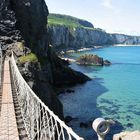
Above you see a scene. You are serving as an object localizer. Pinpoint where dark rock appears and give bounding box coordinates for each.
[115,116,121,119]
[66,89,75,93]
[76,54,104,66]
[10,0,49,55]
[65,116,73,123]
[104,60,111,65]
[47,47,91,87]
[78,19,94,28]
[126,123,133,128]
[58,90,65,95]
[0,0,22,47]
[76,54,111,66]
[80,122,89,128]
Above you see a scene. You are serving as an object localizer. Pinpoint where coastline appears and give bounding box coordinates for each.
[60,46,140,139]
[113,44,140,46]
[65,47,94,54]
[63,44,140,55]
[61,57,76,62]
[61,44,140,63]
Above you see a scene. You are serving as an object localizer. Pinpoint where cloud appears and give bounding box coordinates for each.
[101,0,121,14]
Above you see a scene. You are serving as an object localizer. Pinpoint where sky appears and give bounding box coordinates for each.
[45,0,140,36]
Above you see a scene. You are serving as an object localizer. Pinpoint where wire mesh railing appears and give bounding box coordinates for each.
[10,52,84,140]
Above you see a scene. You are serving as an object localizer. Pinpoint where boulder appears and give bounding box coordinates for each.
[113,131,140,140]
[104,59,111,65]
[66,89,75,93]
[80,122,88,128]
[65,116,73,123]
[76,54,105,66]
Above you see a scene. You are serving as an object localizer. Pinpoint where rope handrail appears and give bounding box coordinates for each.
[10,52,84,140]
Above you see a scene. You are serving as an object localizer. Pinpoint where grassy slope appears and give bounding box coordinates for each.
[48,13,106,32]
[19,53,38,63]
[48,13,93,28]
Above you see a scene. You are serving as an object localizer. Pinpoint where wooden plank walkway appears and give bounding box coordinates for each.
[0,60,19,140]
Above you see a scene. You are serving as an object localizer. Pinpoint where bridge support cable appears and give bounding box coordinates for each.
[10,52,84,140]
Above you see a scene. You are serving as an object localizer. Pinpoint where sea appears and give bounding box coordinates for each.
[58,46,140,140]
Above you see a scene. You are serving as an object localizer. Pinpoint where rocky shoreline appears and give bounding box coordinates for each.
[48,23,140,52]
[1,0,140,139]
[61,54,111,66]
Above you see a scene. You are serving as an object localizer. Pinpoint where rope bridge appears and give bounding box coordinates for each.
[10,52,84,140]
[0,45,113,140]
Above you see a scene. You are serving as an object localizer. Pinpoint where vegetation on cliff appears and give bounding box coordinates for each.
[48,14,140,51]
[48,13,94,28]
[19,53,38,63]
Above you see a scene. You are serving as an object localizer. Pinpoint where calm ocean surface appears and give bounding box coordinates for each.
[59,46,140,139]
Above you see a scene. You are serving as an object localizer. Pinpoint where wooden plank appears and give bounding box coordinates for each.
[0,60,19,140]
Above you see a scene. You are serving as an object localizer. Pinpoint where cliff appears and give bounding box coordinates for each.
[48,14,140,51]
[0,0,22,47]
[0,0,90,119]
[48,25,112,51]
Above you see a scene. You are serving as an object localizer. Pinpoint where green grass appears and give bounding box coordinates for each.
[48,14,106,32]
[48,13,94,28]
[19,53,38,63]
[48,14,81,27]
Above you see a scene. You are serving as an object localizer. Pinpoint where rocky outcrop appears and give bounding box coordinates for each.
[10,0,49,55]
[113,131,140,140]
[48,24,140,51]
[46,47,91,87]
[0,0,22,48]
[104,59,111,65]
[0,0,90,119]
[76,54,111,66]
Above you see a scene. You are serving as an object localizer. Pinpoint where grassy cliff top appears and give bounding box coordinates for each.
[48,13,94,28]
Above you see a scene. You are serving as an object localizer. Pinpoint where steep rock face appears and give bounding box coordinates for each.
[0,0,90,118]
[48,25,112,50]
[0,0,22,47]
[48,25,140,51]
[10,0,49,55]
[0,0,64,118]
[112,34,140,44]
[9,0,90,87]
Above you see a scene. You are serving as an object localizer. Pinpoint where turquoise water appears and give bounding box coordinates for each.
[59,46,140,139]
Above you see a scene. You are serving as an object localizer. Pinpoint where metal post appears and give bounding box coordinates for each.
[92,118,115,140]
